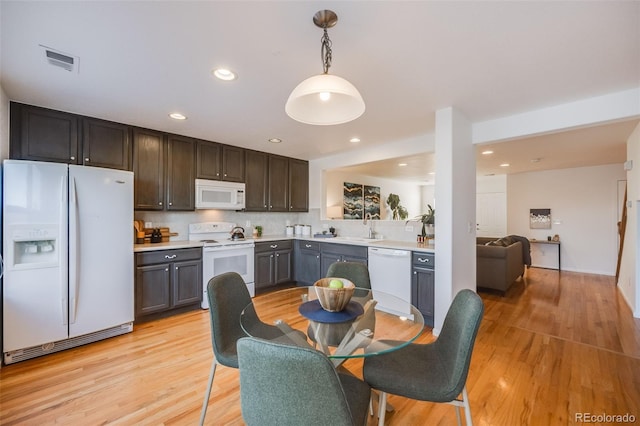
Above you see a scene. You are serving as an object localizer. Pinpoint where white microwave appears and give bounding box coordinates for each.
[195,179,246,210]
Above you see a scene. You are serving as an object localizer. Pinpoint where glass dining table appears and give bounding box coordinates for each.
[240,286,425,366]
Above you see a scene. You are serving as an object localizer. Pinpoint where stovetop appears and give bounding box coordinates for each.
[189,222,254,248]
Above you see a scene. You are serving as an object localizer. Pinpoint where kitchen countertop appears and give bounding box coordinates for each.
[134,235,435,253]
[134,240,204,252]
[254,234,435,253]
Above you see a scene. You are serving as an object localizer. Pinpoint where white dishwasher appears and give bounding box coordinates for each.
[368,247,413,318]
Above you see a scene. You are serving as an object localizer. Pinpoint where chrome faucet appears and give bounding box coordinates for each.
[363,213,374,238]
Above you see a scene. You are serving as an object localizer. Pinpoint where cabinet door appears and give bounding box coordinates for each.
[133,128,165,210]
[166,135,195,211]
[412,267,434,326]
[11,103,79,164]
[82,117,131,170]
[274,250,292,284]
[288,159,309,212]
[268,155,289,211]
[172,260,202,307]
[196,140,222,180]
[245,150,269,211]
[221,145,245,182]
[136,264,171,317]
[255,251,275,289]
[295,248,321,286]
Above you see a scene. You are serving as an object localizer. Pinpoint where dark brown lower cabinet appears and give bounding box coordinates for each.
[411,252,434,327]
[254,240,293,291]
[135,248,202,320]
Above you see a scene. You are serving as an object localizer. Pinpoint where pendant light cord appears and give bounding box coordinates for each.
[320,28,332,74]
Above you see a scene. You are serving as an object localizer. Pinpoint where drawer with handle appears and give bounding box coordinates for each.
[136,248,202,266]
[412,252,434,269]
[255,240,293,253]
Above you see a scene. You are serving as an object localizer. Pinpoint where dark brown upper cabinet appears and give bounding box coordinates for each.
[133,129,196,211]
[82,117,131,170]
[244,150,269,211]
[221,145,245,182]
[268,154,289,212]
[196,141,245,182]
[166,134,195,211]
[196,140,222,180]
[10,103,132,170]
[244,152,308,213]
[288,159,309,212]
[133,128,165,210]
[10,102,79,164]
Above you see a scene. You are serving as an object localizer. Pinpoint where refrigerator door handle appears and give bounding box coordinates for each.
[69,176,79,324]
[61,174,69,325]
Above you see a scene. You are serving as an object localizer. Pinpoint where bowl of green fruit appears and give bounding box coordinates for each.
[313,277,355,312]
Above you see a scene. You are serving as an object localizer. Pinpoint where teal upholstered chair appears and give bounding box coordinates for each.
[326,261,372,289]
[200,272,304,425]
[237,337,371,426]
[308,261,374,348]
[363,289,484,426]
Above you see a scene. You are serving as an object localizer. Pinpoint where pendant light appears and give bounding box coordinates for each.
[285,10,365,126]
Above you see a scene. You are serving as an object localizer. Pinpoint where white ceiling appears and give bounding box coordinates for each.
[1,1,639,179]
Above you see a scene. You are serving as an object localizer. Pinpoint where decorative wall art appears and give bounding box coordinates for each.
[343,182,363,219]
[530,208,551,229]
[364,185,381,220]
[343,182,380,220]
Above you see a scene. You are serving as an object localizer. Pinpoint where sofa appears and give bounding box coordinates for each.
[476,236,530,294]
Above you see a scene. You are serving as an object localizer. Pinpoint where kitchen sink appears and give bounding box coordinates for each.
[331,236,384,243]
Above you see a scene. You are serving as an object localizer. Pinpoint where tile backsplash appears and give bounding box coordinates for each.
[135,208,420,242]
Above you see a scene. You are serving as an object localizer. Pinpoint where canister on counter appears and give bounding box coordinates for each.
[285,226,294,236]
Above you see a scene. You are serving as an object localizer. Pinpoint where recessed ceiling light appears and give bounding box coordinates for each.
[531,158,541,163]
[482,150,494,155]
[500,163,510,167]
[169,113,187,120]
[212,68,237,81]
[428,172,435,175]
[349,137,361,143]
[268,138,282,143]
[398,163,408,167]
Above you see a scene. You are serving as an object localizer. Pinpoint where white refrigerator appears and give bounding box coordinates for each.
[2,160,134,364]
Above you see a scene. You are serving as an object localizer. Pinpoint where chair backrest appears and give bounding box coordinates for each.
[326,261,371,289]
[237,337,359,426]
[434,289,484,399]
[206,271,252,368]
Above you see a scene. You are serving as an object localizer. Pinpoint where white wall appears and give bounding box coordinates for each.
[618,122,640,317]
[325,169,423,220]
[507,164,626,275]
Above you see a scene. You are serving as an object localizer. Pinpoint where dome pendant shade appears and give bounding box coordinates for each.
[285,73,365,125]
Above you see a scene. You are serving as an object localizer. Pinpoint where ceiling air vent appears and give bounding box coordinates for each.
[40,45,79,73]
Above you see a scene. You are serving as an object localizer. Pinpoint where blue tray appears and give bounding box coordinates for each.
[298,299,364,323]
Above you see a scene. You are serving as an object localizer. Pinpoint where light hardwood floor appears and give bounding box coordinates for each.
[1,268,639,425]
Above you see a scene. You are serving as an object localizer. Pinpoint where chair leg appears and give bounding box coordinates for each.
[378,392,387,426]
[462,386,473,426]
[199,360,217,426]
[369,395,374,416]
[455,405,462,426]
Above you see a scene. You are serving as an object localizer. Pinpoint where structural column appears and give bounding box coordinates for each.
[433,107,477,334]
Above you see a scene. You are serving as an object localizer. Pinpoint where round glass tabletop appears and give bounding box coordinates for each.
[240,286,425,360]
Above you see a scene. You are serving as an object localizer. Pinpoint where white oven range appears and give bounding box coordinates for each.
[188,222,255,308]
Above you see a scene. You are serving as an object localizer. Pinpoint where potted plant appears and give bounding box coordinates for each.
[254,225,263,237]
[407,204,435,238]
[386,193,408,220]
